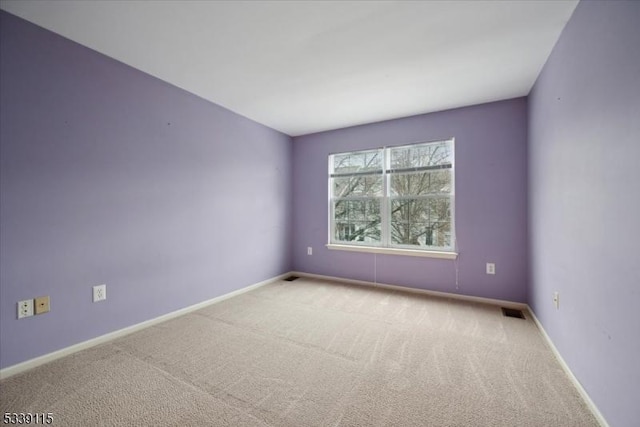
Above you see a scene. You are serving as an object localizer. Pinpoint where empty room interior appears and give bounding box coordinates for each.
[0,1,638,426]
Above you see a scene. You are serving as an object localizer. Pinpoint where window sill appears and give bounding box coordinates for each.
[326,244,458,259]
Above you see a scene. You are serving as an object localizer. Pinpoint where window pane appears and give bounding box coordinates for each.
[390,198,451,247]
[334,199,381,243]
[390,170,451,196]
[332,175,383,198]
[332,150,382,175]
[390,141,452,169]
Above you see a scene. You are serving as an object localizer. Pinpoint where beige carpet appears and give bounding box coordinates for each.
[1,277,598,426]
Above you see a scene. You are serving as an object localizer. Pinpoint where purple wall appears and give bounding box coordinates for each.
[528,1,640,426]
[292,98,528,302]
[0,11,292,369]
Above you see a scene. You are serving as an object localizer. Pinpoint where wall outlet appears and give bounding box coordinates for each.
[553,291,559,309]
[18,299,34,319]
[307,246,312,255]
[93,284,107,302]
[34,296,50,314]
[486,262,496,275]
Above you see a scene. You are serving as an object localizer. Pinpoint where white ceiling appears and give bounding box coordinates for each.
[1,0,578,136]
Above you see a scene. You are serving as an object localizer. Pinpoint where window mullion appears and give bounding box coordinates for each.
[381,147,390,247]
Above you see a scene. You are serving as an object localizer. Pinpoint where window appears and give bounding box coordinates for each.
[329,139,455,257]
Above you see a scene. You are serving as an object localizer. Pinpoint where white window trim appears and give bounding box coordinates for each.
[328,138,456,257]
[326,243,458,259]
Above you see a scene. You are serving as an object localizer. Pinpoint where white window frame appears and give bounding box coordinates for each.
[327,139,457,259]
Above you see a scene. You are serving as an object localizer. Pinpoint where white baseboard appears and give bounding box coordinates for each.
[0,272,291,380]
[526,307,609,427]
[292,271,528,310]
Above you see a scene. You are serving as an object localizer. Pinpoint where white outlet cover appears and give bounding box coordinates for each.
[93,284,107,302]
[486,263,496,275]
[18,299,34,319]
[307,247,312,255]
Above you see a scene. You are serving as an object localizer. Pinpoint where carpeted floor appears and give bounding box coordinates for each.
[1,277,598,426]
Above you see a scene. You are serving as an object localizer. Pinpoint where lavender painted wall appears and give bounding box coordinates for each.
[528,1,640,426]
[0,12,292,369]
[292,98,528,302]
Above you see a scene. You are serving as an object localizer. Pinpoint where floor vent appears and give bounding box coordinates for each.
[284,276,300,282]
[501,307,526,319]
